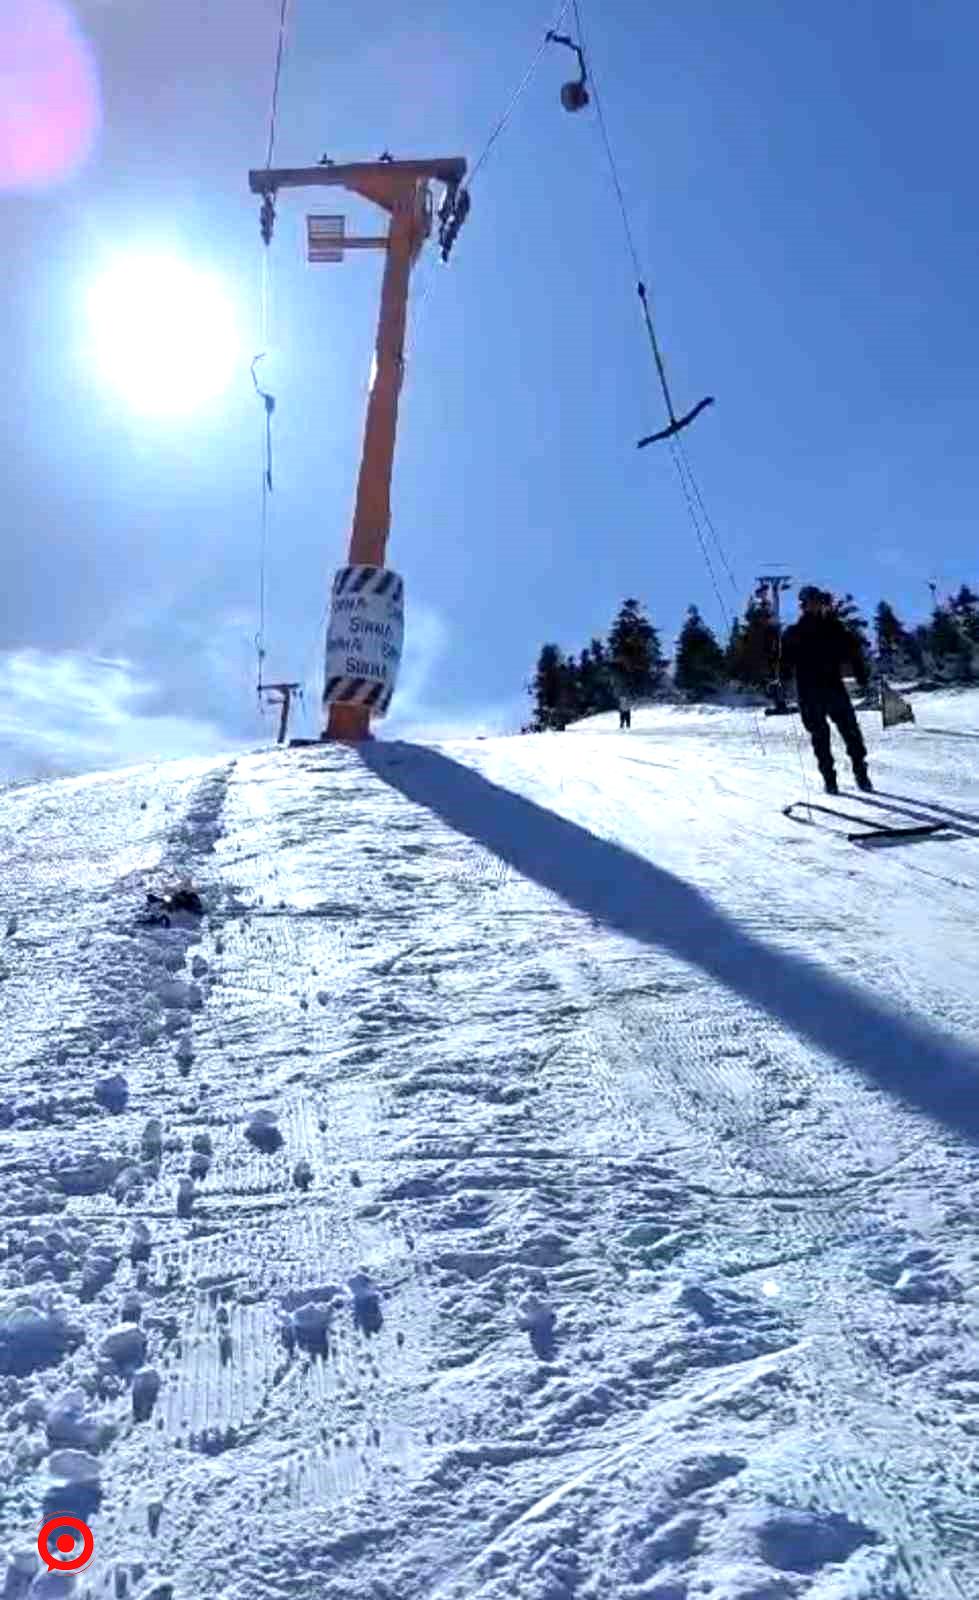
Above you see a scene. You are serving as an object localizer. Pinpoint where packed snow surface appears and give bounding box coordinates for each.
[2,697,979,1599]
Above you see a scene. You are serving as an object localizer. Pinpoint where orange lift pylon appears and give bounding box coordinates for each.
[248,156,468,742]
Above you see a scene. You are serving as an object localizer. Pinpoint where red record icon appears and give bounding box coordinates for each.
[36,1514,95,1572]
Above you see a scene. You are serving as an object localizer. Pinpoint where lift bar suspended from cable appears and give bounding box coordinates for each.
[635,283,714,446]
[542,27,714,449]
[546,30,590,111]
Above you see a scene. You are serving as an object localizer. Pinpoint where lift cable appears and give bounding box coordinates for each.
[252,0,290,708]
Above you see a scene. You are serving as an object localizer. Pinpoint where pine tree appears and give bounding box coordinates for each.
[556,654,585,724]
[726,584,778,690]
[874,601,903,676]
[576,647,596,716]
[953,584,979,636]
[588,638,619,712]
[913,622,936,679]
[575,643,619,716]
[528,643,563,730]
[874,600,920,679]
[674,605,727,700]
[607,599,664,702]
[926,603,971,681]
[824,591,872,681]
[724,618,744,681]
[950,585,979,676]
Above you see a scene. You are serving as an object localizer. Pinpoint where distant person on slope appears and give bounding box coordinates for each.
[618,699,632,731]
[780,586,872,795]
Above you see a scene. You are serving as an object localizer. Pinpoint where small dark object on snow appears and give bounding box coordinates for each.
[42,1478,102,1523]
[353,1289,383,1336]
[139,887,204,929]
[245,1110,283,1155]
[527,1306,557,1361]
[138,1581,174,1600]
[94,1073,130,1114]
[132,1366,161,1422]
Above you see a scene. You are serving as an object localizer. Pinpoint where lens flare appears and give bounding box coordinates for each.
[0,0,101,190]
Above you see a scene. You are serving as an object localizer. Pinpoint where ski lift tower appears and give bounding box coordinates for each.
[248,155,469,742]
[757,572,793,713]
[757,572,793,629]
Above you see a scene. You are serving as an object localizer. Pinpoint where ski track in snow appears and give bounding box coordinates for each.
[1,699,979,1599]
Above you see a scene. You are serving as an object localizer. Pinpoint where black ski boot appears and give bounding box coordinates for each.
[854,765,874,793]
[823,772,839,796]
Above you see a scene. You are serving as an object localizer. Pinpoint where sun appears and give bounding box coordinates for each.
[85,254,240,418]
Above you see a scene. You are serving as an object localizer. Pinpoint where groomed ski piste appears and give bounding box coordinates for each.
[3,692,979,1600]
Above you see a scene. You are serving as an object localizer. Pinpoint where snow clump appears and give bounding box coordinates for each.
[132,1366,161,1422]
[0,1296,83,1376]
[518,1292,557,1358]
[100,1322,146,1367]
[46,1385,106,1453]
[46,1448,101,1483]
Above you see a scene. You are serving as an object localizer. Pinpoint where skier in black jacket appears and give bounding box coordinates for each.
[780,586,872,795]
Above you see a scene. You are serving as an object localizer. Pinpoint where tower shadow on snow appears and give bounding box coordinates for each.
[362,741,979,1149]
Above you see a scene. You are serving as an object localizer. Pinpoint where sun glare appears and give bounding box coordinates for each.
[85,255,240,418]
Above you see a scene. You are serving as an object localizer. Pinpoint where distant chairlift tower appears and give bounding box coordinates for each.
[757,572,793,713]
[248,155,468,742]
[259,679,303,745]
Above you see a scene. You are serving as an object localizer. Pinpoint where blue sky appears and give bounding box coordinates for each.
[2,0,978,777]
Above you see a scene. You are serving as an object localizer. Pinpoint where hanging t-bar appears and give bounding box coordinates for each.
[546,31,590,112]
[634,280,714,447]
[637,396,715,447]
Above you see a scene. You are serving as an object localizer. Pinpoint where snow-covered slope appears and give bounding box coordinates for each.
[2,695,979,1600]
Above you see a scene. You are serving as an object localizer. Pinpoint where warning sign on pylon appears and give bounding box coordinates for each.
[323,565,405,717]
